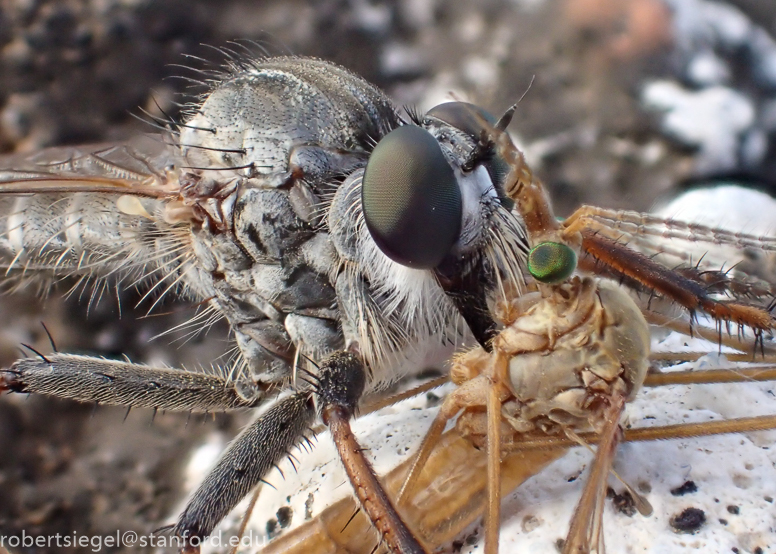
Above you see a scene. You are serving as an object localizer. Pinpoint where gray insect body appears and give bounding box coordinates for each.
[0,56,530,546]
[0,56,528,397]
[0,138,181,286]
[165,57,522,399]
[182,58,397,186]
[176,57,465,395]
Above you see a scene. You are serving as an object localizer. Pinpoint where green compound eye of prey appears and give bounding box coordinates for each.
[528,242,577,284]
[362,125,462,269]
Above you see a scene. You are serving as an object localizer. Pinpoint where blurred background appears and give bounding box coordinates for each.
[1,0,776,551]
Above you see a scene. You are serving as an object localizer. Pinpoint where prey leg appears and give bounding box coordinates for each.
[576,231,776,334]
[563,396,626,554]
[485,363,504,554]
[397,374,493,505]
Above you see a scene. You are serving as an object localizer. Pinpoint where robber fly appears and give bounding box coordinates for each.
[0,55,529,552]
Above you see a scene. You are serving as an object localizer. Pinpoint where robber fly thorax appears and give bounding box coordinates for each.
[144,57,528,399]
[1,57,528,399]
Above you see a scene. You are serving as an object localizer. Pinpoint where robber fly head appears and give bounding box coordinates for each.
[326,101,531,350]
[361,101,521,270]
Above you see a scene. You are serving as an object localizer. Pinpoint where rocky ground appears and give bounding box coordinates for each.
[1,0,776,552]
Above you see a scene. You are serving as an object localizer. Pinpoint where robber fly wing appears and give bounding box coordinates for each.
[0,135,191,293]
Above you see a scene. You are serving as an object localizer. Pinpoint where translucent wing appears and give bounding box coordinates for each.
[0,134,179,195]
[0,135,193,299]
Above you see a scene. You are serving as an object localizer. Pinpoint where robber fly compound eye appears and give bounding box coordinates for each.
[527,241,577,284]
[362,124,462,269]
[426,102,515,211]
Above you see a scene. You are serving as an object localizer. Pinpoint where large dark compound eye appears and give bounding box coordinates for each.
[362,125,462,269]
[427,102,513,210]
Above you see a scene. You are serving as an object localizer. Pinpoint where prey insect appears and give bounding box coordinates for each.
[0,52,775,554]
[258,106,776,552]
[394,109,776,554]
[261,348,776,553]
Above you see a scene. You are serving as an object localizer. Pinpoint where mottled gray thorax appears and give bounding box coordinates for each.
[176,57,417,396]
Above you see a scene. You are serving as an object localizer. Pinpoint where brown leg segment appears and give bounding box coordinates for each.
[563,396,626,554]
[317,352,429,554]
[579,231,775,331]
[485,378,503,554]
[323,405,428,554]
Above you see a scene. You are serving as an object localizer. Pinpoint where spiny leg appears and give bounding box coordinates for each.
[0,351,316,552]
[172,350,432,554]
[0,354,263,411]
[576,231,775,334]
[643,310,776,355]
[565,207,776,311]
[172,391,316,552]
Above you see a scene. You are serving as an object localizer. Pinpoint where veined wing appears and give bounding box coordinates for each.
[0,135,195,300]
[0,134,180,196]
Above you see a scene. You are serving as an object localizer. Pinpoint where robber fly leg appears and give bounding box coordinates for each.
[284,144,369,188]
[173,351,427,554]
[317,351,429,554]
[0,354,264,411]
[172,391,316,552]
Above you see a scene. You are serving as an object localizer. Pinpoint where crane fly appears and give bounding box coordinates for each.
[255,344,776,554]
[250,106,776,553]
